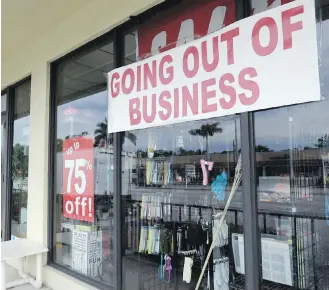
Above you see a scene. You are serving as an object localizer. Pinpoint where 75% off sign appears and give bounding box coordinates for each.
[63,137,94,222]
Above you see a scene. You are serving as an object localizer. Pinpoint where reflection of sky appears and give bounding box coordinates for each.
[255,18,329,151]
[255,99,329,151]
[123,117,241,154]
[13,116,30,146]
[57,91,107,139]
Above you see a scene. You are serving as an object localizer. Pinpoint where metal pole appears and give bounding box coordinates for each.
[113,28,124,290]
[240,112,262,290]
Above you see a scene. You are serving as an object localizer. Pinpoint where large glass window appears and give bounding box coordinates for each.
[50,0,328,288]
[52,41,115,286]
[122,117,243,290]
[254,3,329,289]
[121,1,245,288]
[11,79,31,240]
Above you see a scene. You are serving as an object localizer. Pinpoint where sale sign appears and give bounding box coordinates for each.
[108,0,320,133]
[136,0,235,60]
[63,137,94,222]
[252,0,293,14]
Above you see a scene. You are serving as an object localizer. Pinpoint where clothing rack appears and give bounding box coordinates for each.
[178,249,198,256]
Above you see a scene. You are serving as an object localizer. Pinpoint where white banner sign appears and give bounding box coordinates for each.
[108,0,320,133]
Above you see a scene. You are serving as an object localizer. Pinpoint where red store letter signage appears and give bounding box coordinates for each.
[136,0,236,60]
[63,137,94,222]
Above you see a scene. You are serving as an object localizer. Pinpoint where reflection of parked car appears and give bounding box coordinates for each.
[258,176,291,203]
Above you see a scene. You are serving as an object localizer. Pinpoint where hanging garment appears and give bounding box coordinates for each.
[160,229,169,254]
[186,223,206,247]
[158,254,164,280]
[183,257,194,283]
[146,161,151,185]
[138,227,143,252]
[139,226,148,252]
[164,254,172,282]
[177,228,182,253]
[152,162,158,184]
[158,162,164,185]
[200,159,214,185]
[214,261,229,290]
[166,162,171,184]
[147,228,153,254]
[212,218,228,248]
[211,171,228,201]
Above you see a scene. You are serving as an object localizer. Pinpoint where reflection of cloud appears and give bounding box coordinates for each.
[57,91,107,139]
[13,116,30,146]
[255,99,329,150]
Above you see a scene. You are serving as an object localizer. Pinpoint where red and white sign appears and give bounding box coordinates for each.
[108,0,320,133]
[136,0,235,60]
[63,137,94,222]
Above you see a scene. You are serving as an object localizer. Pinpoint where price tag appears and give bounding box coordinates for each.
[63,137,94,222]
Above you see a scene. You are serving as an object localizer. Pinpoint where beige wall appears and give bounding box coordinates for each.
[2,0,160,289]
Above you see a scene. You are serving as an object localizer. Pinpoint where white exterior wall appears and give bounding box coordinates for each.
[1,0,160,289]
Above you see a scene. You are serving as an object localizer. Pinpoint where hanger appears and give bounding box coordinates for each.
[213,257,229,264]
[178,249,198,256]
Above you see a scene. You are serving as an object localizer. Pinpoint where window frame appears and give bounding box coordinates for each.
[1,76,32,242]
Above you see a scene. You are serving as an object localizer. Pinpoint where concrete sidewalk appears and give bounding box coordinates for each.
[4,264,50,290]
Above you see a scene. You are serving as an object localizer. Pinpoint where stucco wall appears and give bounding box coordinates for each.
[2,0,160,289]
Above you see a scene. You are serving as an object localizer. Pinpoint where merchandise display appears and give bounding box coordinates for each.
[200,159,214,185]
[131,152,242,289]
[214,257,229,290]
[145,161,172,186]
[232,233,293,286]
[183,257,193,283]
[121,118,244,289]
[211,170,228,201]
[72,228,103,278]
[196,155,242,290]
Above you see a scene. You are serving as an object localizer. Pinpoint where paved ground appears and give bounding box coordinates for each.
[4,264,50,290]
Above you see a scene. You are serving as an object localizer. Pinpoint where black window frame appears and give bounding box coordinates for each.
[1,76,32,241]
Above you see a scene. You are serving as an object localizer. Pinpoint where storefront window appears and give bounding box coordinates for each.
[122,116,243,289]
[121,0,245,285]
[11,79,31,240]
[52,41,115,286]
[49,0,327,287]
[254,4,329,289]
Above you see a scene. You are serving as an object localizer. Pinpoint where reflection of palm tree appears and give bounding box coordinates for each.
[189,122,222,159]
[94,118,136,147]
[255,145,271,152]
[94,119,108,147]
[12,144,29,179]
[316,134,329,148]
[57,139,63,152]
